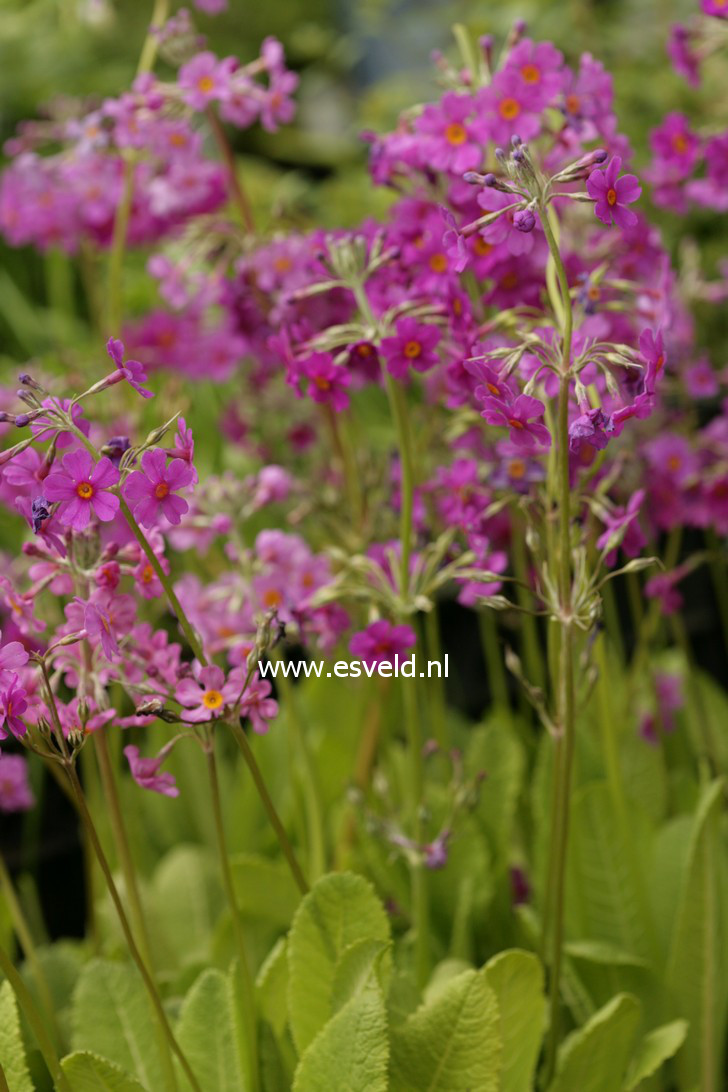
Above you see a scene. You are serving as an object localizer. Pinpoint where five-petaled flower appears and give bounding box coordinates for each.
[381,318,441,380]
[349,619,416,668]
[45,450,120,531]
[176,664,240,722]
[123,448,194,528]
[586,156,641,228]
[479,394,552,449]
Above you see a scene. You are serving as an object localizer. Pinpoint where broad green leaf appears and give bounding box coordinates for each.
[231,854,301,927]
[292,979,388,1092]
[176,969,244,1092]
[148,845,222,971]
[256,939,289,1040]
[0,981,33,1092]
[666,780,728,1092]
[287,872,390,1054]
[484,950,545,1092]
[60,1051,146,1091]
[330,938,390,1015]
[548,993,641,1092]
[624,1020,688,1090]
[71,960,163,1091]
[564,940,648,969]
[390,968,501,1092]
[468,718,525,861]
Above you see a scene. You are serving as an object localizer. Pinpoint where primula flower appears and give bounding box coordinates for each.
[178,52,230,110]
[596,490,646,566]
[639,328,667,396]
[568,407,615,452]
[649,113,701,176]
[0,630,29,682]
[702,0,728,18]
[477,71,541,145]
[176,664,240,722]
[123,448,194,528]
[73,597,120,661]
[349,619,416,667]
[381,318,441,380]
[586,156,641,228]
[0,754,34,812]
[668,25,700,87]
[503,39,565,108]
[414,92,484,174]
[0,676,28,741]
[105,337,153,398]
[45,451,120,531]
[480,394,551,449]
[239,675,278,734]
[124,743,179,798]
[300,353,351,411]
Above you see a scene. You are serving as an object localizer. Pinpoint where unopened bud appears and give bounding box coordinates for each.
[514,208,536,233]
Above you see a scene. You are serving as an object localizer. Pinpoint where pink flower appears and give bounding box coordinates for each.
[349,619,416,668]
[702,0,728,18]
[0,630,29,682]
[480,394,551,449]
[639,328,667,396]
[178,52,231,110]
[503,39,565,109]
[0,676,28,741]
[123,449,194,528]
[414,92,485,174]
[586,156,641,228]
[72,596,120,661]
[124,743,179,797]
[176,664,239,723]
[381,318,441,380]
[476,72,541,146]
[45,451,120,531]
[105,337,154,398]
[0,754,34,812]
[239,674,278,734]
[649,113,701,177]
[300,353,351,412]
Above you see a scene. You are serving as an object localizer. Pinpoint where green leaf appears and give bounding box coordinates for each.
[256,939,289,1040]
[176,969,243,1092]
[390,968,501,1092]
[0,981,33,1092]
[666,780,728,1092]
[624,1020,689,1090]
[330,939,390,1015]
[292,979,388,1092]
[548,993,641,1092]
[484,950,545,1092]
[148,845,222,972]
[59,1051,147,1091]
[230,854,301,927]
[287,872,390,1054]
[70,960,163,1091]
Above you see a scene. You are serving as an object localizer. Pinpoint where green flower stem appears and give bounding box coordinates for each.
[0,852,61,1050]
[206,108,255,233]
[324,403,364,530]
[423,608,447,747]
[205,742,259,1092]
[64,762,202,1092]
[384,373,416,599]
[0,941,72,1092]
[478,609,510,710]
[511,518,546,693]
[402,675,429,990]
[226,720,309,896]
[540,204,577,1086]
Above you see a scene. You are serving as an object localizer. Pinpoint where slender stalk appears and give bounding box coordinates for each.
[64,764,202,1092]
[206,108,255,233]
[402,676,429,989]
[385,374,416,597]
[226,720,309,896]
[0,853,61,1049]
[0,941,72,1092]
[424,608,447,747]
[205,743,259,1091]
[478,610,510,709]
[511,518,546,692]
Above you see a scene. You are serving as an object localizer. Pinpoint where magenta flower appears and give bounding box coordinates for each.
[639,328,667,396]
[476,72,541,145]
[178,52,230,110]
[702,0,728,18]
[649,113,701,176]
[568,407,615,452]
[668,25,700,87]
[45,451,120,531]
[176,664,239,723]
[480,394,551,449]
[414,92,484,174]
[123,449,194,529]
[0,677,28,741]
[503,39,565,108]
[300,353,351,412]
[381,318,441,380]
[239,674,278,734]
[0,630,29,682]
[124,743,179,798]
[72,596,120,661]
[586,156,641,228]
[349,619,416,668]
[0,754,34,812]
[596,490,646,566]
[105,337,154,399]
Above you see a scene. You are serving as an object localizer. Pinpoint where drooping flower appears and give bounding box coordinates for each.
[479,394,551,449]
[124,743,179,797]
[639,328,667,396]
[239,674,278,734]
[596,490,646,565]
[105,337,154,398]
[568,406,615,452]
[123,448,194,528]
[586,156,641,228]
[72,596,120,661]
[380,318,441,380]
[349,619,416,668]
[44,450,120,531]
[0,676,28,741]
[0,754,34,812]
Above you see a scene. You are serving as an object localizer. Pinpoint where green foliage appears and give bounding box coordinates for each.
[176,969,244,1092]
[483,950,545,1092]
[59,1052,146,1092]
[547,993,642,1092]
[624,1021,689,1091]
[0,981,33,1092]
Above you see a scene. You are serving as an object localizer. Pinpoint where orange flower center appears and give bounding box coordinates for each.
[498,97,521,120]
[508,418,525,430]
[473,237,492,256]
[76,481,94,500]
[197,75,215,93]
[262,587,283,607]
[667,455,682,472]
[169,132,188,147]
[429,252,448,272]
[445,122,467,146]
[154,482,170,500]
[521,64,540,83]
[509,458,526,479]
[500,271,518,290]
[404,340,422,359]
[202,690,224,710]
[656,354,665,372]
[587,285,601,301]
[142,564,155,583]
[274,256,292,272]
[607,188,618,206]
[671,133,689,154]
[356,344,373,357]
[313,375,331,390]
[486,382,500,395]
[565,93,581,114]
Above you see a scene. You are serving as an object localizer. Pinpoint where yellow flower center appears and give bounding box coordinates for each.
[404,340,422,359]
[607,188,618,206]
[202,690,224,710]
[444,122,467,146]
[498,97,521,120]
[154,482,170,500]
[197,75,215,93]
[77,481,94,500]
[521,64,540,83]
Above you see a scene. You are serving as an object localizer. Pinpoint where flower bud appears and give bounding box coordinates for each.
[514,209,536,233]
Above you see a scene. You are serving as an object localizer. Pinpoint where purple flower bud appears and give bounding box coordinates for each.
[514,18,527,34]
[495,147,507,163]
[31,496,50,533]
[483,172,497,187]
[514,209,536,233]
[105,435,131,467]
[511,134,522,147]
[513,147,526,164]
[592,149,608,164]
[14,414,30,428]
[0,412,8,423]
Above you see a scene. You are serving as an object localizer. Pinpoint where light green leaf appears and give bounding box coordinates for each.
[292,979,388,1092]
[148,845,222,971]
[256,939,289,1039]
[484,950,545,1092]
[59,1051,147,1091]
[666,780,728,1092]
[624,1020,689,1090]
[230,854,301,927]
[331,939,391,1015]
[70,960,163,1091]
[548,993,641,1092]
[287,872,390,1054]
[176,969,244,1092]
[0,981,33,1092]
[390,968,501,1092]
